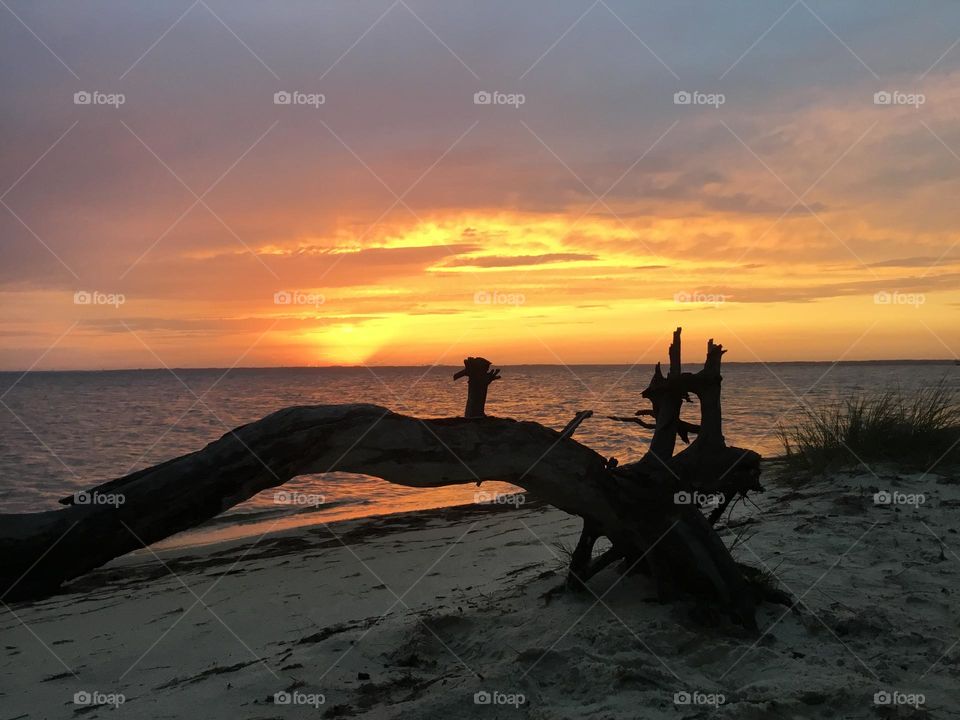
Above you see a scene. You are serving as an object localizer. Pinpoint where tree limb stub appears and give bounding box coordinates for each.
[560,410,593,440]
[453,357,500,418]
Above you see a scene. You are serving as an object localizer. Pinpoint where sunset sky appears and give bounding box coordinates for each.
[2,1,959,369]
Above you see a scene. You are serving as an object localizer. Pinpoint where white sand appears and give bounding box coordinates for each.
[2,466,958,719]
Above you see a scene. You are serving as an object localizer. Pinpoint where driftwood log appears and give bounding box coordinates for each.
[0,328,773,629]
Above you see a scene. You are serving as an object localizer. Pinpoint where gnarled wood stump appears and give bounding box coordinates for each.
[453,356,501,417]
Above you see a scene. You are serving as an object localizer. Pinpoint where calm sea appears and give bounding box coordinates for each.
[1,363,955,547]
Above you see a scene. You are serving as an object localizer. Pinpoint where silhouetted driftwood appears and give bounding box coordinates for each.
[453,356,500,417]
[0,329,772,630]
[564,329,764,623]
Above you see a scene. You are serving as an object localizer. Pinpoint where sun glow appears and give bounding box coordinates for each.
[308,320,402,365]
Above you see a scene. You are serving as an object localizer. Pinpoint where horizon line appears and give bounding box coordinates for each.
[1,358,957,374]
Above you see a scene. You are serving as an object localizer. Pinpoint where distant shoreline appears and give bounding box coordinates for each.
[2,359,957,374]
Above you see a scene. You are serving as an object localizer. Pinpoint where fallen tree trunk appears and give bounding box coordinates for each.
[0,330,773,630]
[0,407,612,601]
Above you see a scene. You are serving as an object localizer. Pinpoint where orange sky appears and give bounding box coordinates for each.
[1,1,959,369]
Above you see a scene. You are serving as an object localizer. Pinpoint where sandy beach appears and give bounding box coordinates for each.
[2,463,958,719]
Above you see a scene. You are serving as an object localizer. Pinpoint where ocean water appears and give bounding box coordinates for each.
[1,363,956,547]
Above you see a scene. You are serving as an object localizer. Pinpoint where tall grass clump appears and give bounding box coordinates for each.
[778,382,960,473]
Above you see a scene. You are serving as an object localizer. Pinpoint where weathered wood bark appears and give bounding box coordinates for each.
[570,328,765,623]
[1,407,610,601]
[0,331,772,631]
[642,327,686,463]
[453,357,500,417]
[623,330,762,510]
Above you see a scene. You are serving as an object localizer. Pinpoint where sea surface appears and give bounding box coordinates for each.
[1,362,956,548]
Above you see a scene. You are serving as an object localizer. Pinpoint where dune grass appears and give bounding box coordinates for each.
[778,382,960,473]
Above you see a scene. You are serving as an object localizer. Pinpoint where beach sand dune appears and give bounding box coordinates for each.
[2,466,958,719]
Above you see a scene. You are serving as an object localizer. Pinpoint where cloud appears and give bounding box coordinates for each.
[443,252,597,268]
[869,256,960,268]
[3,1,960,366]
[701,272,960,304]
